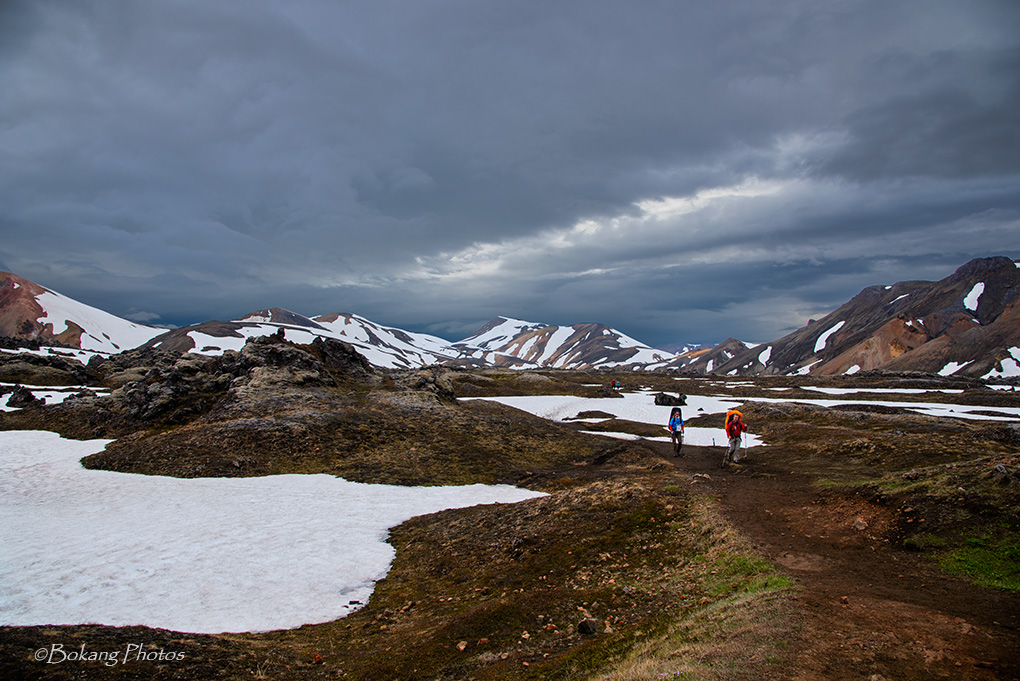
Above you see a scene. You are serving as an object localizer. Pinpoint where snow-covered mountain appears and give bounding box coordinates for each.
[0,272,164,354]
[7,255,1017,378]
[144,314,680,371]
[449,317,678,369]
[140,308,461,370]
[0,274,684,371]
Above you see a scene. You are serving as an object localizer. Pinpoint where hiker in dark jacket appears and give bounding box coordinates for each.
[668,408,684,457]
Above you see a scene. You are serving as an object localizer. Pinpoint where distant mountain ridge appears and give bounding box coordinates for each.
[141,314,678,371]
[2,256,1019,378]
[447,317,676,369]
[706,256,1020,379]
[0,277,681,370]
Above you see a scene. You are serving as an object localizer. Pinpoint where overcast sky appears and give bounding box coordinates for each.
[2,1,1018,346]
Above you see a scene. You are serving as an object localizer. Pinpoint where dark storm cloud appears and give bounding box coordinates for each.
[1,0,1018,346]
[818,47,1020,181]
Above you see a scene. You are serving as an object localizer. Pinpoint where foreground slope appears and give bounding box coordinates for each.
[4,361,1019,679]
[0,338,798,680]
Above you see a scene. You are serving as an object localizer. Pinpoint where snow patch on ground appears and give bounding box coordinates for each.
[750,396,1020,422]
[2,384,112,412]
[803,387,964,395]
[758,346,772,365]
[1,346,108,364]
[0,431,543,634]
[468,393,762,448]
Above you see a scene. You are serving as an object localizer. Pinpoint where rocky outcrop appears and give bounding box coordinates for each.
[6,384,43,408]
[0,349,95,385]
[106,335,374,423]
[0,335,378,438]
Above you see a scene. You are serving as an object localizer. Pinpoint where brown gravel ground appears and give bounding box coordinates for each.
[2,368,1019,680]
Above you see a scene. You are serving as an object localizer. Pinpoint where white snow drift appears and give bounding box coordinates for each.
[467,392,763,447]
[0,431,543,634]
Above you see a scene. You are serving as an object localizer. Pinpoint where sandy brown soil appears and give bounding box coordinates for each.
[663,441,1020,680]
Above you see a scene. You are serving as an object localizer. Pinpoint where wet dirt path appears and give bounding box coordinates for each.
[662,442,1020,681]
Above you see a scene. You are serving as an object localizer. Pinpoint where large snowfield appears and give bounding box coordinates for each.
[0,431,543,634]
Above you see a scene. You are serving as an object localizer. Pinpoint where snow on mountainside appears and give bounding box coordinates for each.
[672,339,760,375]
[141,309,461,370]
[450,317,679,370]
[0,272,164,353]
[145,314,680,370]
[6,256,1017,377]
[712,256,1020,380]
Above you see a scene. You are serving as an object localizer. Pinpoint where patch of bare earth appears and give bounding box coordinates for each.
[3,364,1019,679]
[663,421,1020,679]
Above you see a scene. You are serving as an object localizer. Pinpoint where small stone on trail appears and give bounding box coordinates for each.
[840,596,850,605]
[852,518,869,531]
[456,641,468,652]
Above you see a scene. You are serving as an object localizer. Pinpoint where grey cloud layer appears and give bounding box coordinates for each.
[1,0,1018,345]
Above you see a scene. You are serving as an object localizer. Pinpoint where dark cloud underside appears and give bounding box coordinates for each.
[1,0,1018,345]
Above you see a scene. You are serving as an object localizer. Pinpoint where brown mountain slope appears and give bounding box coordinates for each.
[0,272,84,346]
[713,256,1020,378]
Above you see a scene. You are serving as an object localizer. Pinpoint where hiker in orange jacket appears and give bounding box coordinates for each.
[723,411,747,466]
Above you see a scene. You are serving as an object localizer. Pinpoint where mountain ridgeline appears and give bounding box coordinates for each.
[686,256,1020,380]
[1,256,1019,378]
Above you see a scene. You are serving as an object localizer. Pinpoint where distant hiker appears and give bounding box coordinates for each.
[668,407,684,457]
[723,410,747,467]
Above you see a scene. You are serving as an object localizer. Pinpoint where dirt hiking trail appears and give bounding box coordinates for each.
[662,441,1020,681]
